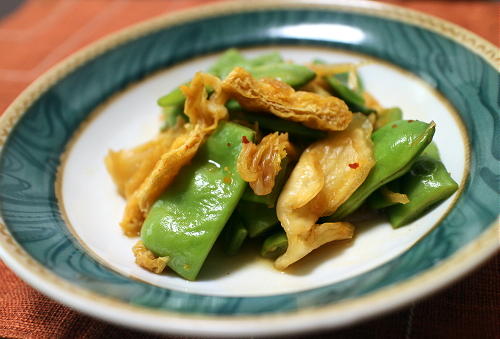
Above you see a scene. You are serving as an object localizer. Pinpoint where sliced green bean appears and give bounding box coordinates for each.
[208,48,247,78]
[387,155,458,228]
[312,58,326,65]
[325,72,375,114]
[209,49,284,79]
[157,84,189,129]
[327,120,435,220]
[229,110,326,140]
[157,85,186,107]
[141,122,255,280]
[375,107,403,129]
[261,231,288,259]
[248,51,283,67]
[237,200,279,238]
[250,63,316,89]
[221,211,248,255]
[421,141,440,160]
[160,105,188,131]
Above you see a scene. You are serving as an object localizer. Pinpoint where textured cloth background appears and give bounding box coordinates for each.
[0,1,498,338]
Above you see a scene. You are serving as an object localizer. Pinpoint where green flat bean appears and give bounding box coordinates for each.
[209,49,284,79]
[229,110,326,140]
[160,105,188,131]
[158,52,315,129]
[367,180,404,210]
[250,63,315,89]
[368,141,441,210]
[208,48,248,78]
[141,122,254,280]
[375,107,403,129]
[157,85,186,107]
[247,51,284,66]
[327,120,435,220]
[157,84,188,129]
[237,200,279,238]
[387,155,458,228]
[261,231,288,259]
[421,141,440,160]
[221,211,248,255]
[325,72,375,115]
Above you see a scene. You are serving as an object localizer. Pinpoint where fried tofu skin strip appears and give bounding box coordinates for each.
[117,72,228,236]
[237,132,293,195]
[105,123,185,198]
[275,114,375,270]
[133,240,169,274]
[222,67,352,131]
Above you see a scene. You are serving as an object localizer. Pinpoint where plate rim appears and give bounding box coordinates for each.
[0,0,498,336]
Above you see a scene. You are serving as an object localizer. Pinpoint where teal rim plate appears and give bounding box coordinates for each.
[0,1,498,336]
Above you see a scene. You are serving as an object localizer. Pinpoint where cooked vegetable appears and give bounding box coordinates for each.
[237,200,279,238]
[241,156,292,207]
[209,49,283,79]
[104,50,458,279]
[275,114,374,269]
[387,154,458,228]
[421,141,440,160]
[368,141,438,210]
[157,85,189,130]
[159,50,313,129]
[119,72,229,236]
[223,67,352,131]
[140,122,254,280]
[118,126,204,236]
[250,63,316,88]
[328,120,435,220]
[261,231,288,259]
[368,183,409,210]
[132,240,169,274]
[375,107,403,129]
[222,212,248,255]
[229,110,326,140]
[237,132,292,196]
[325,72,375,114]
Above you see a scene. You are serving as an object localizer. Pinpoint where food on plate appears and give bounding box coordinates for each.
[105,49,458,280]
[222,67,352,131]
[237,131,293,196]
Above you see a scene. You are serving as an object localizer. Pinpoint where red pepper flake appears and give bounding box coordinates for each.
[223,176,233,184]
[227,142,232,147]
[392,124,398,128]
[408,120,414,123]
[348,163,359,169]
[241,136,249,144]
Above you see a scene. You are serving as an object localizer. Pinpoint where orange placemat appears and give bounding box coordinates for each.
[0,1,498,338]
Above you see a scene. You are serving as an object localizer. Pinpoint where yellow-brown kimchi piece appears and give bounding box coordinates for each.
[275,114,375,270]
[237,132,293,196]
